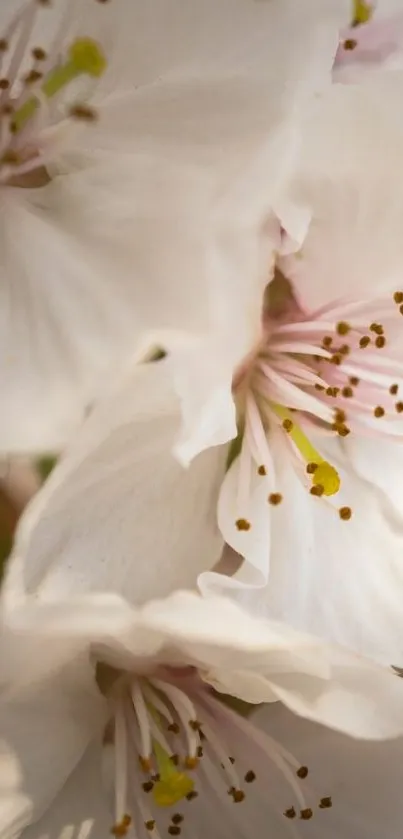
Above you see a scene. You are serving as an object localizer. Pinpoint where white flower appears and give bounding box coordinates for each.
[2,589,403,839]
[8,76,403,664]
[0,0,348,456]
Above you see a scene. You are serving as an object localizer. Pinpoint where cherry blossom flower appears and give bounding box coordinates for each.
[2,590,403,838]
[0,0,348,455]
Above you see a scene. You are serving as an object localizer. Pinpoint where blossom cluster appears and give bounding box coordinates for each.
[1,1,403,838]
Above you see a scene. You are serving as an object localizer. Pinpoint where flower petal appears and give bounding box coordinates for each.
[6,360,226,605]
[279,78,403,311]
[235,433,403,667]
[19,742,110,839]
[0,663,106,839]
[254,701,403,839]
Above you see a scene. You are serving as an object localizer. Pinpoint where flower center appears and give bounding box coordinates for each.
[231,284,403,528]
[0,0,107,186]
[105,669,331,838]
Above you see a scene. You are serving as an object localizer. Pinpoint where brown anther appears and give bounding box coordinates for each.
[349,376,360,386]
[184,757,199,770]
[394,291,403,304]
[196,745,203,758]
[374,406,385,418]
[230,789,245,803]
[334,409,346,424]
[168,722,180,734]
[330,353,342,365]
[235,518,251,531]
[32,46,47,61]
[229,757,235,764]
[24,69,43,85]
[396,402,403,413]
[189,720,202,731]
[139,757,152,773]
[343,38,357,49]
[145,821,155,832]
[314,383,325,391]
[171,815,184,825]
[69,103,98,121]
[170,754,179,766]
[335,423,351,437]
[339,506,352,520]
[336,321,350,335]
[341,386,353,398]
[322,336,333,349]
[0,39,8,52]
[268,492,283,505]
[186,791,199,801]
[282,418,293,432]
[142,781,154,793]
[369,322,383,334]
[310,484,324,497]
[284,807,296,820]
[359,336,370,348]
[326,387,335,397]
[168,827,181,836]
[0,79,9,90]
[300,808,313,821]
[296,766,309,779]
[306,462,318,474]
[339,344,350,356]
[257,464,266,476]
[111,815,132,837]
[390,384,399,395]
[245,770,256,783]
[319,797,333,809]
[375,335,386,348]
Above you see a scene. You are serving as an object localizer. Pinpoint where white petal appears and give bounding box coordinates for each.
[20,743,110,839]
[244,435,403,667]
[6,360,226,605]
[0,665,106,839]
[279,78,403,310]
[200,453,272,591]
[254,702,403,839]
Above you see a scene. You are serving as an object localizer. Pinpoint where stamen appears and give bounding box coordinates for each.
[271,404,340,496]
[11,37,106,134]
[339,506,352,520]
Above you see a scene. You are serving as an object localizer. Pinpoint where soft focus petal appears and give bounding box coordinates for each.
[0,662,106,839]
[254,702,403,839]
[238,434,403,667]
[279,78,403,311]
[20,743,109,839]
[5,361,226,605]
[7,590,403,740]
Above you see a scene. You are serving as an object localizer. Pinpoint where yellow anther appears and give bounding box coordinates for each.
[68,37,107,77]
[311,462,340,497]
[152,740,195,808]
